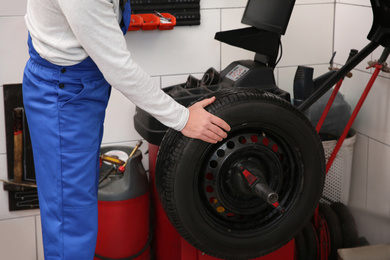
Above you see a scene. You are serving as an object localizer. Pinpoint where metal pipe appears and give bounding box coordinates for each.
[299,41,380,112]
[326,64,382,173]
[325,47,389,173]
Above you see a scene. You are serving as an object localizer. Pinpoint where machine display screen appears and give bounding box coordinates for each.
[241,0,296,35]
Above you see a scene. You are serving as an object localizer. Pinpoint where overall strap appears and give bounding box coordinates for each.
[120,0,131,35]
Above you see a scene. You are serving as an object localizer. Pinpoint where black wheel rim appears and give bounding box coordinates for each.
[195,123,305,235]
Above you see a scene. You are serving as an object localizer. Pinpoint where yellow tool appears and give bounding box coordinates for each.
[119,141,143,172]
[100,154,126,166]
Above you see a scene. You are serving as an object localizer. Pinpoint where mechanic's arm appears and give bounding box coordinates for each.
[59,0,229,143]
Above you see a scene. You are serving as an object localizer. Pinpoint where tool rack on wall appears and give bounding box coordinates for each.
[2,84,39,211]
[130,0,201,26]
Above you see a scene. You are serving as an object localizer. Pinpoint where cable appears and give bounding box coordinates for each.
[274,39,283,67]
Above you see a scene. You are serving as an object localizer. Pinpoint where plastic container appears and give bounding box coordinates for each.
[139,14,160,30]
[320,130,356,205]
[128,15,143,31]
[158,13,176,30]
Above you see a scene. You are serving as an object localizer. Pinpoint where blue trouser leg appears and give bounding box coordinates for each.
[23,36,111,260]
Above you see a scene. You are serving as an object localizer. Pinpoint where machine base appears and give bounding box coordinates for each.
[148,143,295,260]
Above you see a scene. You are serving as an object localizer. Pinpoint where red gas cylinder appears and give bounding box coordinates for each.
[95,146,150,260]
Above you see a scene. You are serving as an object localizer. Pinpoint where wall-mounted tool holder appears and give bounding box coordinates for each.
[128,13,176,31]
[3,84,39,211]
[130,0,200,26]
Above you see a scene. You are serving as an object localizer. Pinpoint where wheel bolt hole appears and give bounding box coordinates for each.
[226,213,235,218]
[239,136,247,144]
[209,197,217,204]
[206,173,214,180]
[251,135,258,143]
[227,141,235,149]
[217,149,225,157]
[209,160,218,168]
[217,207,225,213]
[206,186,214,193]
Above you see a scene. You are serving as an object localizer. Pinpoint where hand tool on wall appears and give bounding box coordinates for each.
[13,107,24,183]
[15,191,39,208]
[0,179,37,188]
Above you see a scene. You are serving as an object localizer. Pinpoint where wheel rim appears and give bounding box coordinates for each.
[196,123,305,234]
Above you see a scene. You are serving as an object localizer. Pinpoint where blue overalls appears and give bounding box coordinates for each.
[22,2,131,259]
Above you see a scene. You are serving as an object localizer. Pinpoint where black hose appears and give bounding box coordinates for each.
[98,166,116,185]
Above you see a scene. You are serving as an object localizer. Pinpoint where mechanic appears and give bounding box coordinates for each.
[22,0,230,259]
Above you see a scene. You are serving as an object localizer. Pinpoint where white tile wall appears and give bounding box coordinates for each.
[102,83,156,145]
[277,67,297,98]
[339,0,370,6]
[343,72,390,146]
[0,0,27,16]
[0,17,29,84]
[36,216,44,260]
[297,0,335,4]
[334,4,373,70]
[220,8,254,69]
[201,0,336,9]
[0,217,37,260]
[279,4,334,67]
[337,2,390,245]
[201,0,247,9]
[350,207,390,245]
[0,16,29,157]
[161,73,204,88]
[366,139,390,217]
[125,9,221,76]
[348,133,369,210]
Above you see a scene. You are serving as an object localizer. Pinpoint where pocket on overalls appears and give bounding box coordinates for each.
[57,82,85,109]
[57,76,110,152]
[80,77,111,105]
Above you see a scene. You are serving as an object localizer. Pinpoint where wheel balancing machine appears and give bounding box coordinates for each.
[134,0,325,259]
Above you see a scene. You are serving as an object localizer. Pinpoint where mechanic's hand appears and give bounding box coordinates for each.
[181,96,231,143]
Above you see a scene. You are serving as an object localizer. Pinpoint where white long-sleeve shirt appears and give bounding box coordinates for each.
[25,0,189,131]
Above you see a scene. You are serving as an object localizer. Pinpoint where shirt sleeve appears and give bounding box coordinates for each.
[58,0,189,131]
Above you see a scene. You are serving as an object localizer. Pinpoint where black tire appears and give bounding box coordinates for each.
[156,88,325,259]
[295,222,318,260]
[319,203,343,260]
[330,202,359,249]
